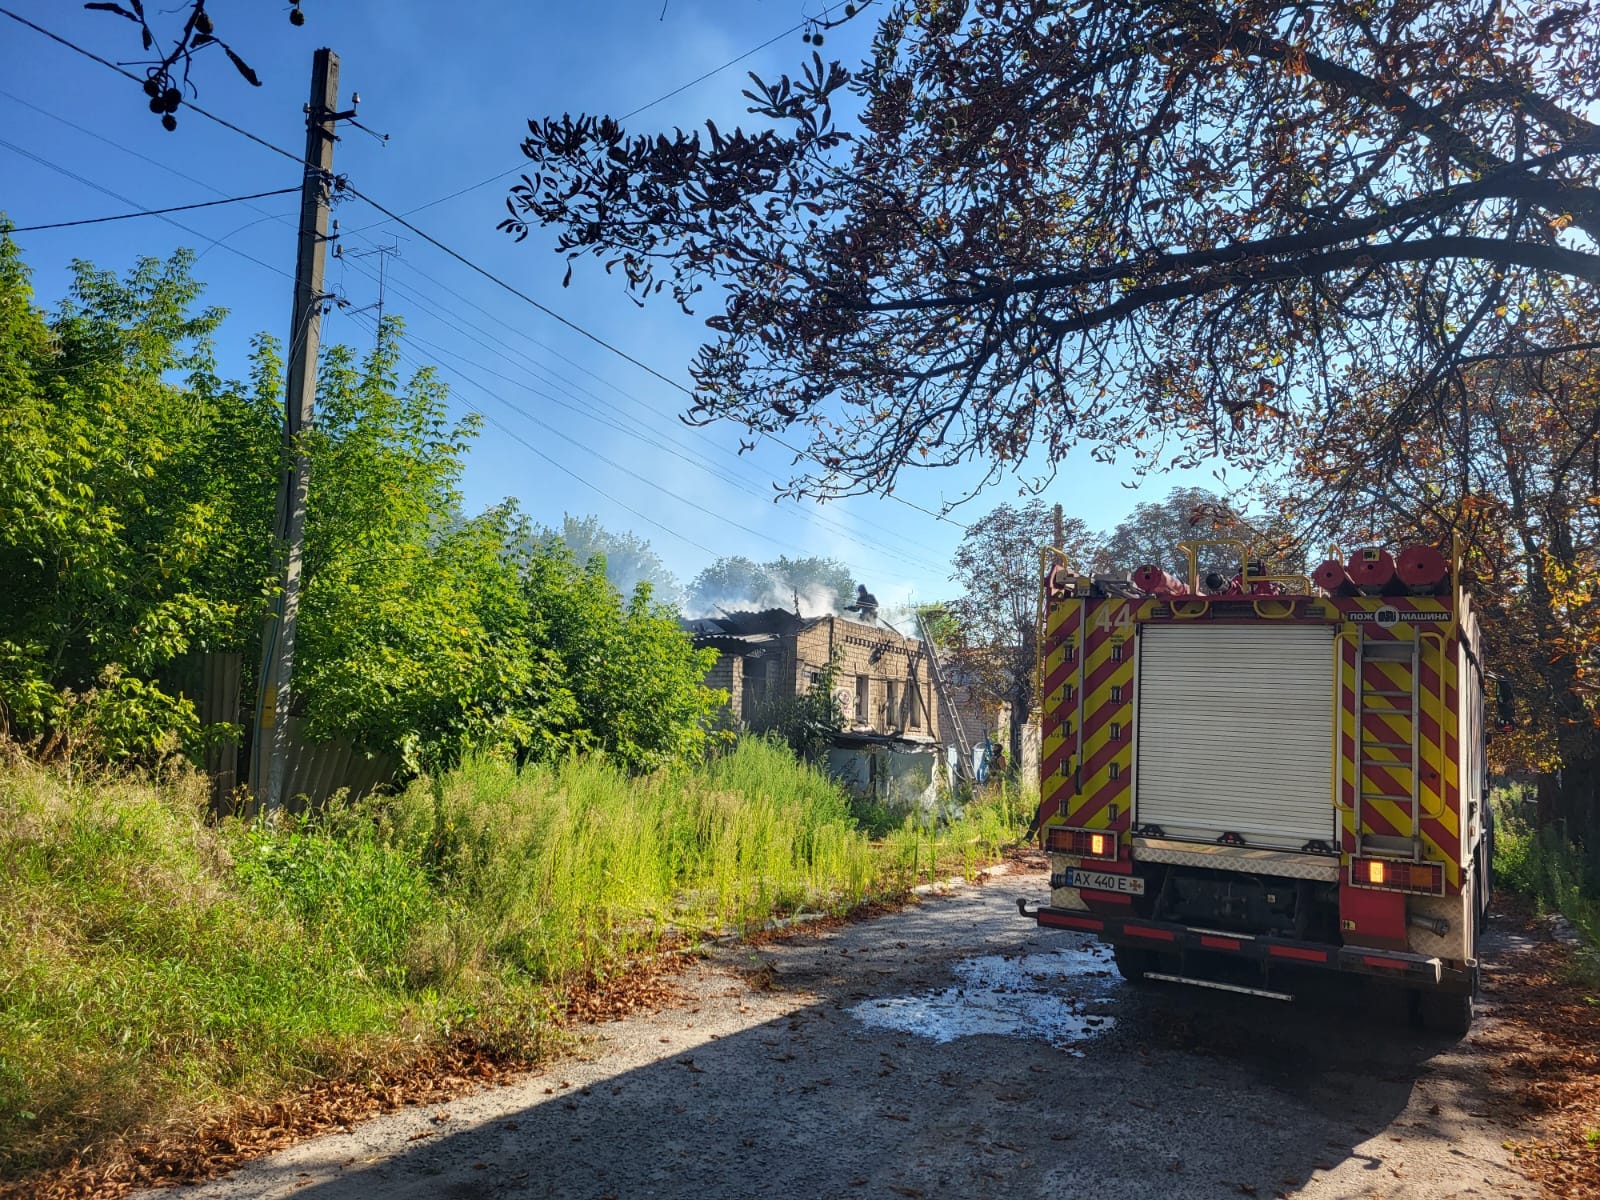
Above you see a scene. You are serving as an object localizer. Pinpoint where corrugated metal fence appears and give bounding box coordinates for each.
[167,652,397,812]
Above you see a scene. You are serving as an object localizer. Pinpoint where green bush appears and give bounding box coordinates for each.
[0,754,418,1178]
[1493,788,1600,961]
[1492,790,1539,895]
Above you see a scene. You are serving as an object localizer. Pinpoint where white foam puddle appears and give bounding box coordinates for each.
[850,943,1122,1054]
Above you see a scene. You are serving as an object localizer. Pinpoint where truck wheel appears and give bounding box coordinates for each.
[1112,943,1156,983]
[1416,989,1475,1036]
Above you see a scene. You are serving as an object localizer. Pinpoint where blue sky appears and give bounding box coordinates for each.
[0,0,1220,606]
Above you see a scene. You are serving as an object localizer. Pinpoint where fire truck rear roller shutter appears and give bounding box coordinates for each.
[1136,624,1338,851]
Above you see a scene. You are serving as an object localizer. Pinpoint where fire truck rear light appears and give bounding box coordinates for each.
[1046,827,1119,859]
[1351,857,1444,895]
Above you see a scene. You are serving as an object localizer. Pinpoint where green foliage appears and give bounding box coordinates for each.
[1493,789,1600,965]
[0,232,275,758]
[747,653,844,760]
[687,554,855,615]
[294,323,539,763]
[233,815,439,989]
[521,542,722,771]
[0,235,719,771]
[2,738,942,1176]
[0,754,417,1178]
[1093,486,1304,578]
[1492,789,1539,896]
[948,499,1094,758]
[535,513,683,608]
[875,779,1034,888]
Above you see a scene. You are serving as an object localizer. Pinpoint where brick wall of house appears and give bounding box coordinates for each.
[792,616,939,740]
[703,652,743,722]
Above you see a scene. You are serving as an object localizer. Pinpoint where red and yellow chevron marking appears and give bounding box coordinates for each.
[1338,634,1359,853]
[1038,596,1133,838]
[1336,598,1463,891]
[1036,596,1082,830]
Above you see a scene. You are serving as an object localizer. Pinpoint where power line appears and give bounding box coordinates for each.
[0,85,281,205]
[369,317,837,561]
[336,249,947,569]
[3,4,968,534]
[354,239,963,545]
[337,20,808,237]
[342,308,720,559]
[0,136,293,281]
[7,186,298,232]
[341,188,970,532]
[0,7,309,169]
[344,186,697,397]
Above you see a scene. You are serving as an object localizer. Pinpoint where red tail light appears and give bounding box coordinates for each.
[1046,827,1119,859]
[1350,857,1444,895]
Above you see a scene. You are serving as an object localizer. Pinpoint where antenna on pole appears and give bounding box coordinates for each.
[340,239,402,340]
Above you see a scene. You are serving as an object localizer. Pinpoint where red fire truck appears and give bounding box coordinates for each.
[1018,541,1495,1032]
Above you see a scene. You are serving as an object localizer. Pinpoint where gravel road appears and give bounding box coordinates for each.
[147,862,1534,1200]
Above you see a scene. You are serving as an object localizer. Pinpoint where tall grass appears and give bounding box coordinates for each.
[1493,789,1600,962]
[0,757,425,1179]
[876,779,1034,889]
[1,737,1023,1180]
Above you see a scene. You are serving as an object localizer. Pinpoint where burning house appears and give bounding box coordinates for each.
[684,601,946,810]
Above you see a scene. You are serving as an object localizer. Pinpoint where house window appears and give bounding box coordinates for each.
[886,680,899,728]
[1110,685,1122,703]
[908,684,922,729]
[855,675,869,723]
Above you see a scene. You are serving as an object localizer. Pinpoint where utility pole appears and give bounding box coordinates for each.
[248,48,341,812]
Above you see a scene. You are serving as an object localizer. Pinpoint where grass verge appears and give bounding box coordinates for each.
[0,737,1029,1184]
[1492,789,1600,977]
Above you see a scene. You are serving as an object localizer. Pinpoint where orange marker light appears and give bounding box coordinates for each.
[1090,833,1107,856]
[1368,860,1386,885]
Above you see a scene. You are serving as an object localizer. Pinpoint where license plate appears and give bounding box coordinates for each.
[1065,868,1146,896]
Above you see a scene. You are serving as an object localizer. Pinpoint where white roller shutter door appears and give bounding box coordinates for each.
[1136,624,1336,850]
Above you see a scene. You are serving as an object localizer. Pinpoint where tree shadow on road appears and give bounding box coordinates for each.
[250,899,1513,1200]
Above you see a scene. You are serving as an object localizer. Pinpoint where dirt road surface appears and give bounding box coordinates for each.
[145,862,1535,1200]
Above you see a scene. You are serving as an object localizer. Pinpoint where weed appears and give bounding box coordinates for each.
[1493,789,1600,985]
[1,736,1025,1180]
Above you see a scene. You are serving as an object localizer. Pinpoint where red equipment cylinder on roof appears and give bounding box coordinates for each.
[1311,559,1351,593]
[1345,548,1396,591]
[1133,564,1192,598]
[1395,544,1448,591]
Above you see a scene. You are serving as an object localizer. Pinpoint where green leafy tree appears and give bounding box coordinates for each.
[0,233,275,758]
[1093,487,1274,582]
[293,322,539,764]
[522,543,723,771]
[747,652,844,762]
[948,499,1096,764]
[535,513,683,609]
[687,555,855,615]
[0,232,724,774]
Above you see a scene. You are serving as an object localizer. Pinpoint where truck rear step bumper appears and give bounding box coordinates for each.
[1016,899,1472,991]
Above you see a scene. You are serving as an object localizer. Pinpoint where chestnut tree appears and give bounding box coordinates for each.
[502,0,1600,502]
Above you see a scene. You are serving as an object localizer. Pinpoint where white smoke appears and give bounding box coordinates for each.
[683,575,845,620]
